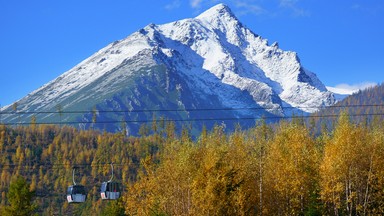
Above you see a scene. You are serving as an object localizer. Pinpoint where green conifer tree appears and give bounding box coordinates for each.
[0,176,38,216]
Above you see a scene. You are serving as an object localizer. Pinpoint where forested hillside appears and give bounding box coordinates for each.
[314,83,384,122]
[1,113,384,215]
[0,121,172,215]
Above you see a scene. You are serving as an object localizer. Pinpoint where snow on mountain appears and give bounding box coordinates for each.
[326,86,359,95]
[2,3,335,133]
[326,86,358,101]
[156,4,334,113]
[326,83,377,101]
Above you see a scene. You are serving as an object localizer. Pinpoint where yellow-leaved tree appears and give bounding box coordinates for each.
[367,119,384,214]
[320,112,380,215]
[263,121,320,215]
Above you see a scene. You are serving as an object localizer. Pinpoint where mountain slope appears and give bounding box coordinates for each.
[314,83,383,121]
[2,4,335,134]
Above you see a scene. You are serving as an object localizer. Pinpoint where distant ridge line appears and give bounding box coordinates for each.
[1,103,384,115]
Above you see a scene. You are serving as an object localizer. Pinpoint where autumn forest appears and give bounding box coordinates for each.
[0,111,384,215]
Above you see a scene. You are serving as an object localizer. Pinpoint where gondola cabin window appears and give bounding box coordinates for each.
[100,182,121,200]
[67,185,87,203]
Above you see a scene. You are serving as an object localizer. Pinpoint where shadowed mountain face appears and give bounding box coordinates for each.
[2,4,335,135]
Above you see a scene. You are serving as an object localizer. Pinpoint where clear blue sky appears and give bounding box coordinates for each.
[1,0,383,106]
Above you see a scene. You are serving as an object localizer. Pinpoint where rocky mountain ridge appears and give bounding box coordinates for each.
[2,4,335,134]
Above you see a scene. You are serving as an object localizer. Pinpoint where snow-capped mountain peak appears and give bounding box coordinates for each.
[2,4,335,134]
[156,4,333,113]
[196,3,237,22]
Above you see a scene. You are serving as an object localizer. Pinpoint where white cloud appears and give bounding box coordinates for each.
[350,2,383,16]
[279,0,299,7]
[233,0,266,16]
[278,0,310,17]
[190,0,203,8]
[165,0,181,10]
[328,82,377,95]
[351,3,361,10]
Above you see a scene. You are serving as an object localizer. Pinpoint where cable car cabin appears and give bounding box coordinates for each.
[100,182,121,200]
[67,185,87,203]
